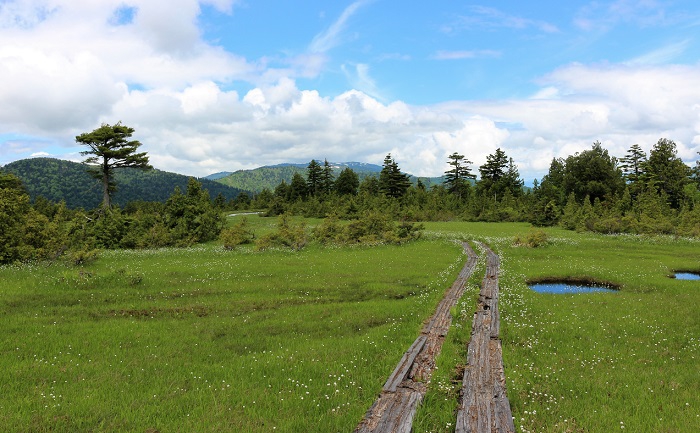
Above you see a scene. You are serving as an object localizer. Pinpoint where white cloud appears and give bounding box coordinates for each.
[446,6,560,34]
[432,50,501,60]
[341,63,384,101]
[0,0,253,134]
[574,0,686,31]
[625,39,690,65]
[2,0,699,183]
[309,0,369,53]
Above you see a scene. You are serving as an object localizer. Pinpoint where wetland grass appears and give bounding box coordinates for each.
[3,218,699,432]
[415,223,700,433]
[1,236,465,432]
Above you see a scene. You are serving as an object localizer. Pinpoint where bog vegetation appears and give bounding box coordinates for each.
[1,125,699,431]
[1,220,698,432]
[3,136,700,263]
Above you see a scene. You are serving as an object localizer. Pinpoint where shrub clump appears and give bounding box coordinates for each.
[220,217,255,250]
[513,229,549,248]
[255,214,308,251]
[314,211,423,245]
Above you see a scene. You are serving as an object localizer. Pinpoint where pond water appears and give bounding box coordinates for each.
[529,283,618,294]
[674,272,700,280]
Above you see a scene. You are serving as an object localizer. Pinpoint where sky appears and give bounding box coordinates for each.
[1,0,700,182]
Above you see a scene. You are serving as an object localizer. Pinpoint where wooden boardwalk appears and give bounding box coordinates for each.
[455,244,515,433]
[355,242,514,433]
[355,242,478,433]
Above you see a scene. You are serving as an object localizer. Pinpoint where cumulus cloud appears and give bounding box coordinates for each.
[1,0,699,183]
[0,0,251,130]
[440,62,700,174]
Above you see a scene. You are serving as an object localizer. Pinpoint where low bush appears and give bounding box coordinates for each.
[513,229,548,247]
[220,217,255,249]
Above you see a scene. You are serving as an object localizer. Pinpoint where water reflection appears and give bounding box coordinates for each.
[529,283,618,294]
[674,272,700,280]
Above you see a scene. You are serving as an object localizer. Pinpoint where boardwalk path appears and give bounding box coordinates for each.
[356,242,515,433]
[455,243,515,433]
[355,242,478,433]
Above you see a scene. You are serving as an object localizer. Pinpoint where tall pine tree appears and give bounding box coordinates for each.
[443,152,475,199]
[306,160,322,197]
[379,154,411,198]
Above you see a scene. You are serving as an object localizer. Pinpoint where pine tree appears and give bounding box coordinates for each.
[306,160,322,197]
[335,167,359,196]
[477,148,522,199]
[289,172,308,201]
[76,122,151,209]
[443,152,475,199]
[321,159,335,195]
[379,154,411,198]
[646,138,692,209]
[619,144,647,184]
[503,157,524,197]
[479,148,508,187]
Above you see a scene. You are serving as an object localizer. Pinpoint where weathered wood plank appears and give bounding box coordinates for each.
[355,242,478,433]
[456,244,515,433]
[383,335,427,392]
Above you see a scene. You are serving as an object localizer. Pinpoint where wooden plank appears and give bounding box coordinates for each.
[355,242,479,433]
[383,335,427,392]
[456,243,514,433]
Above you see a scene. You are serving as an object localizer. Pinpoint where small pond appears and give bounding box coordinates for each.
[529,282,618,294]
[673,272,700,280]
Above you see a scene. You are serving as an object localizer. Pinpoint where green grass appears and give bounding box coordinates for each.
[0,231,466,432]
[3,219,699,432]
[415,223,700,433]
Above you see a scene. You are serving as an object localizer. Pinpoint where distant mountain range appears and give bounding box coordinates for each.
[208,161,444,192]
[1,157,446,208]
[2,158,246,210]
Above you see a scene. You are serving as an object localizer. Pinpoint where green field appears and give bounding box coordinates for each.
[417,223,700,433]
[2,218,699,432]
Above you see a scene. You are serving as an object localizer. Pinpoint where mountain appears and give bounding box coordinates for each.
[1,158,247,209]
[203,171,233,181]
[212,161,444,192]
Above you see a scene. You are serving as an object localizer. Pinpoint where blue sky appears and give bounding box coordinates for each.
[1,0,699,181]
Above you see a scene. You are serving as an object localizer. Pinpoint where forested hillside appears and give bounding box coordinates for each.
[255,143,700,238]
[2,158,246,209]
[1,140,699,266]
[213,161,442,192]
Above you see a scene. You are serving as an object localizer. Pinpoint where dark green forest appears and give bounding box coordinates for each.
[214,161,443,193]
[1,138,699,265]
[2,158,245,209]
[255,140,700,237]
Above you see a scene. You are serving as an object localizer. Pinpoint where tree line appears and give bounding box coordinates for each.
[253,139,700,237]
[2,158,243,210]
[0,173,227,264]
[1,121,699,265]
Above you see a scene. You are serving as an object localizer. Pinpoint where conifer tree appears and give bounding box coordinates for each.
[443,152,475,199]
[289,172,308,201]
[645,138,692,209]
[76,122,151,210]
[335,167,359,196]
[321,159,335,195]
[619,144,647,184]
[306,160,322,197]
[478,148,508,188]
[478,148,522,199]
[379,154,411,198]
